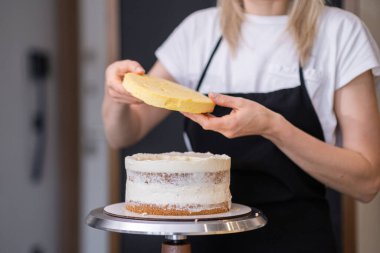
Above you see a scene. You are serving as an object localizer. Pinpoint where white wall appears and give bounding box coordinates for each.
[0,0,59,252]
[79,0,110,252]
[356,1,380,253]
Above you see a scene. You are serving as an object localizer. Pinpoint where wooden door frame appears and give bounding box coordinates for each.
[58,0,80,252]
[107,0,121,252]
[342,196,356,253]
[341,2,358,253]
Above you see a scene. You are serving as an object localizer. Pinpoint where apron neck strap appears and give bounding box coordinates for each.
[298,63,306,87]
[195,36,223,91]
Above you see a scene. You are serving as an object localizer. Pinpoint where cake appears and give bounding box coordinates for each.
[125,152,231,216]
[122,73,215,113]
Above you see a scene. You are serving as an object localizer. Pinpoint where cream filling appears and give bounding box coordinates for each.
[127,170,229,185]
[125,181,231,206]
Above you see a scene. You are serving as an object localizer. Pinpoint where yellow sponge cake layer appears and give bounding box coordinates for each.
[122,73,215,113]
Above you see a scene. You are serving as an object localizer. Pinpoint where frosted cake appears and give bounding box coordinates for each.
[125,152,231,216]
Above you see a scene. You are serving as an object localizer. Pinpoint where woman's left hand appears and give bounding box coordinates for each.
[182,93,281,139]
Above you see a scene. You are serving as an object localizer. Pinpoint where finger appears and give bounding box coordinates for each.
[108,89,129,101]
[183,112,228,131]
[108,59,145,76]
[208,93,243,109]
[106,60,145,91]
[116,60,145,75]
[107,79,127,94]
[126,96,144,104]
[114,98,144,105]
[111,96,144,105]
[182,112,209,124]
[109,84,144,104]
[109,88,144,104]
[109,80,129,94]
[106,60,145,82]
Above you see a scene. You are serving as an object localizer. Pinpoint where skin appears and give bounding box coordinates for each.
[103,0,380,202]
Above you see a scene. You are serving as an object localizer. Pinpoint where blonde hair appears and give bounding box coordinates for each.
[218,0,325,65]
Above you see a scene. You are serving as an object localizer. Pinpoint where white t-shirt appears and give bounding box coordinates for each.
[155,6,380,145]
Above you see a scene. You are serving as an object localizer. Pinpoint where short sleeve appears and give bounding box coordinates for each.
[155,14,195,87]
[335,16,380,90]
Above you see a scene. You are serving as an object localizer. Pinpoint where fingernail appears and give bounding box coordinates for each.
[135,67,145,73]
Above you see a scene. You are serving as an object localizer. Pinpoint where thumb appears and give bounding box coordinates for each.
[208,93,242,109]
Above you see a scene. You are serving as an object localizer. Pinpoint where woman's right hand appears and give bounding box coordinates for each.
[105,59,146,105]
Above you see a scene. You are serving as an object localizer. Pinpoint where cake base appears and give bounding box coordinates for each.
[126,202,230,216]
[103,203,253,221]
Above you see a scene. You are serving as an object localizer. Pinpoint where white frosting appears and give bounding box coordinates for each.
[125,152,232,211]
[125,151,230,173]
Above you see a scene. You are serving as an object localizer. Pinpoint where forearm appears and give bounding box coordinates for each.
[102,94,142,149]
[265,114,380,202]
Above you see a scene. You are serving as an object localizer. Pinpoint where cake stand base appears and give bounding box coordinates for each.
[161,235,191,253]
[86,203,267,253]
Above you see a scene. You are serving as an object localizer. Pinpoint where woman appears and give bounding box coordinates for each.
[103,0,380,252]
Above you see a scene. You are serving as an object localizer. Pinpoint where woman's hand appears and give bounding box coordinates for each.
[102,60,175,149]
[182,93,282,139]
[105,59,145,105]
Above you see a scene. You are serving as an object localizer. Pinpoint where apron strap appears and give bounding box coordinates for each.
[299,63,306,88]
[195,36,223,91]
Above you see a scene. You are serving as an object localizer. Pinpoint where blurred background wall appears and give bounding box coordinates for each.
[78,0,109,252]
[0,0,60,253]
[0,0,379,253]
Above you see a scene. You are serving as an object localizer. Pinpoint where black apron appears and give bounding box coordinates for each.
[184,37,337,252]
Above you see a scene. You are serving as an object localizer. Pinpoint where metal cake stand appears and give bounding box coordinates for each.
[86,203,267,253]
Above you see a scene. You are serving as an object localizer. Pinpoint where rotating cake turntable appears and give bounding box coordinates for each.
[86,202,267,253]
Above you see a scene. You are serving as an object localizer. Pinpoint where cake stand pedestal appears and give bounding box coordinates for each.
[86,203,267,253]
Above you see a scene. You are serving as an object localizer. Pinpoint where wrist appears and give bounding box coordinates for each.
[262,112,292,146]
